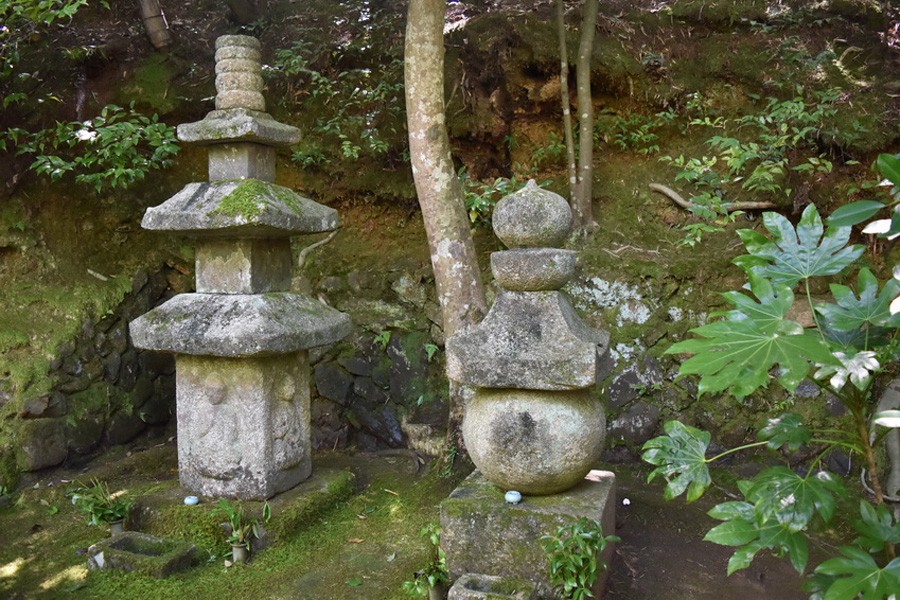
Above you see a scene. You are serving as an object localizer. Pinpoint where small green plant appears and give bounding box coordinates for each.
[594,113,664,155]
[424,343,439,363]
[374,330,392,351]
[541,517,619,600]
[68,479,132,526]
[213,499,270,551]
[402,523,449,598]
[530,131,567,168]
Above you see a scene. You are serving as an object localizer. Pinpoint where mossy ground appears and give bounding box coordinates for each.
[0,442,460,599]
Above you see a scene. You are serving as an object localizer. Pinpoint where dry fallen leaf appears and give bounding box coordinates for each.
[348,538,364,544]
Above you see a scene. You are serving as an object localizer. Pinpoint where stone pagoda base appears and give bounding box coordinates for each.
[441,470,616,599]
[176,352,312,499]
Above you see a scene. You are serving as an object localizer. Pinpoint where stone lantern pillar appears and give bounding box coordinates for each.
[130,35,351,500]
[442,181,615,598]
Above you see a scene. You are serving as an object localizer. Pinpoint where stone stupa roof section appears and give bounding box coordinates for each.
[141,179,339,237]
[130,293,352,356]
[177,108,301,147]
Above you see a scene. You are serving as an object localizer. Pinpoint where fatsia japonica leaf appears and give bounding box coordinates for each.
[732,204,864,288]
[704,500,810,575]
[742,467,845,532]
[641,421,711,502]
[814,547,900,600]
[816,268,900,340]
[667,279,837,399]
[757,413,812,451]
[852,500,900,553]
[826,201,886,228]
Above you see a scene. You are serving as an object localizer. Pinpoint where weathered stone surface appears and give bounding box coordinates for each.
[490,248,575,291]
[441,470,616,599]
[141,180,339,237]
[215,34,261,51]
[338,356,370,377]
[177,109,301,146]
[208,143,276,182]
[106,408,146,445]
[314,362,353,404]
[608,402,660,446]
[17,418,67,471]
[446,291,609,390]
[195,238,292,294]
[131,293,352,357]
[449,573,537,600]
[66,413,105,454]
[216,89,265,111]
[492,180,571,248]
[463,389,606,495]
[87,532,196,578]
[176,353,312,499]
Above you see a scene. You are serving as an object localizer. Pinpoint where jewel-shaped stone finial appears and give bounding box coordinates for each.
[492,180,572,248]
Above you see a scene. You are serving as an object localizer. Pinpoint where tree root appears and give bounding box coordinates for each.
[649,183,776,213]
[297,229,339,270]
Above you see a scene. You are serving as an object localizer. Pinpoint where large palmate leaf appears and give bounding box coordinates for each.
[757,413,811,451]
[814,547,900,600]
[742,467,845,532]
[733,204,864,288]
[816,267,900,340]
[705,500,810,575]
[642,421,711,502]
[852,500,900,553]
[667,279,838,399]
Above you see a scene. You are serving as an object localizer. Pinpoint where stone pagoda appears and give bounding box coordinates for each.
[131,35,350,500]
[442,181,615,597]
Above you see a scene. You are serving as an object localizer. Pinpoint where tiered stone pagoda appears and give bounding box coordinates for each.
[131,35,350,500]
[443,181,615,598]
[446,180,611,494]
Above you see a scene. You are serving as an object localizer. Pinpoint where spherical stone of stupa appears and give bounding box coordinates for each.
[463,388,606,495]
[492,180,572,249]
[491,248,576,291]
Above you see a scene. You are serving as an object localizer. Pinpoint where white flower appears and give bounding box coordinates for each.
[74,128,97,142]
[815,351,880,391]
[891,264,900,316]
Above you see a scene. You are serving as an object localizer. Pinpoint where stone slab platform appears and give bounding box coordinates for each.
[441,470,616,599]
[87,531,196,578]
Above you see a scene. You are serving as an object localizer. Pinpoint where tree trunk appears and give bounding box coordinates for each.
[405,0,488,463]
[137,0,172,49]
[557,0,578,207]
[574,0,598,230]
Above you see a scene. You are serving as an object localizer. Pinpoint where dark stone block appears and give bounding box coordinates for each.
[353,377,387,407]
[106,409,146,445]
[314,362,353,405]
[608,402,661,446]
[17,418,67,471]
[338,356,371,377]
[67,413,106,455]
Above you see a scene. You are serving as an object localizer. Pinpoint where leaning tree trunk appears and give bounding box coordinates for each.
[137,0,172,49]
[574,0,598,230]
[557,0,578,208]
[405,0,488,465]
